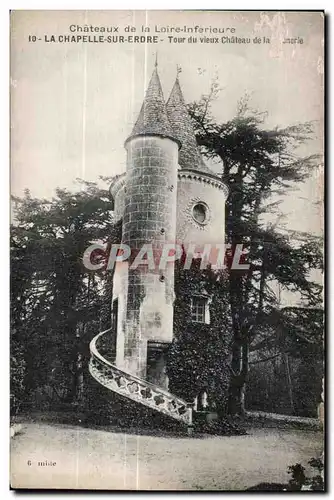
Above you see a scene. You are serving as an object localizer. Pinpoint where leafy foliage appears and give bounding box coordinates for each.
[288,457,324,491]
[246,304,323,416]
[188,85,323,414]
[247,456,324,491]
[167,260,232,416]
[10,178,118,412]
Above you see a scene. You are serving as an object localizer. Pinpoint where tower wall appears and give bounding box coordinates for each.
[114,135,178,380]
[112,184,126,223]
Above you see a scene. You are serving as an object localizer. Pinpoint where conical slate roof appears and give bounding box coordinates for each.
[126,65,179,145]
[166,76,212,173]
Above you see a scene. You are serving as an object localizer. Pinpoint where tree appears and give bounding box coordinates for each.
[188,85,323,415]
[10,178,117,411]
[245,305,323,416]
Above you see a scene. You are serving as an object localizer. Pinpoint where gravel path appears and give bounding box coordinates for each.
[10,422,323,490]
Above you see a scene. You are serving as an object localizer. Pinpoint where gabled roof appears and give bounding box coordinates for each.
[126,65,179,146]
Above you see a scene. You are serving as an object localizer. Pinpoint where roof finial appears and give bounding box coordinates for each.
[155,52,158,68]
[176,64,182,79]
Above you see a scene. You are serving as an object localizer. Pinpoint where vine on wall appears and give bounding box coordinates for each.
[167,259,233,417]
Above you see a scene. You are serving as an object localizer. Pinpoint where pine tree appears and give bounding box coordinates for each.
[10,178,116,411]
[188,85,323,415]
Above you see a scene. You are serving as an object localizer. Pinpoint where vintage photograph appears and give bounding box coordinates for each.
[10,10,324,491]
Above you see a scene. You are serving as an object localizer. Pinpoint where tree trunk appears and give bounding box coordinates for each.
[228,342,248,415]
[228,383,243,416]
[283,353,295,414]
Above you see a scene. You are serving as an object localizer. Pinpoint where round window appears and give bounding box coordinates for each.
[192,202,209,225]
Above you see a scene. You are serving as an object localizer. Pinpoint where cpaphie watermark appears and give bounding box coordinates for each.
[82,243,250,272]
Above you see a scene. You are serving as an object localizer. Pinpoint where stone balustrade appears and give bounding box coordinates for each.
[89,330,192,425]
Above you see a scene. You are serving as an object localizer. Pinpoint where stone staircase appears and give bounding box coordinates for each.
[89,329,193,429]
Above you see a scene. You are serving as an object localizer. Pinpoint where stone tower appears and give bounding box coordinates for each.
[89,64,229,429]
[111,64,180,387]
[110,64,228,391]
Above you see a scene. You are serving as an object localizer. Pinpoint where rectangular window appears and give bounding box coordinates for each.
[191,297,208,323]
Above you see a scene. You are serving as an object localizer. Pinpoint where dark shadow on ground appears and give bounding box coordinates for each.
[13,410,247,440]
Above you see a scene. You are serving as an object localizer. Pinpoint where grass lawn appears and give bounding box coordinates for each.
[10,421,323,490]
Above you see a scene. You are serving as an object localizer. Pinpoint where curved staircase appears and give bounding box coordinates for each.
[89,330,193,429]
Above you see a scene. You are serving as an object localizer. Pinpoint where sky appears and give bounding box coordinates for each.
[10,10,324,236]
